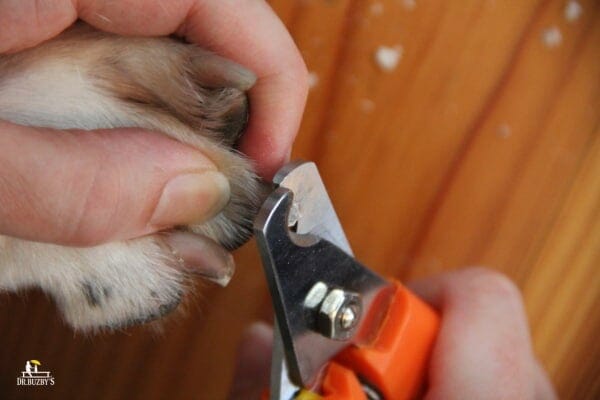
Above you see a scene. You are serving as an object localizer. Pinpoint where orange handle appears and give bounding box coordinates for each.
[262,281,439,399]
[322,281,439,400]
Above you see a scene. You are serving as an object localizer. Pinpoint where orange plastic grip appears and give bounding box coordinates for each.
[322,281,439,400]
[262,281,438,400]
[319,362,366,400]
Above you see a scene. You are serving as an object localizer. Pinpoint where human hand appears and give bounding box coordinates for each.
[0,0,307,248]
[228,268,557,399]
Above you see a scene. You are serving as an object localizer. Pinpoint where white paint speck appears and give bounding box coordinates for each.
[542,26,562,48]
[370,2,384,16]
[565,1,583,22]
[308,72,319,89]
[374,45,403,71]
[497,123,511,138]
[360,98,376,113]
[401,0,416,10]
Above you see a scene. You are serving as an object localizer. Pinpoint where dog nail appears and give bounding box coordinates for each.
[221,63,257,91]
[150,171,230,229]
[192,55,257,90]
[165,232,235,287]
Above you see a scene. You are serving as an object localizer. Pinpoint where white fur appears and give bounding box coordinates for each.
[0,61,135,130]
[0,238,183,330]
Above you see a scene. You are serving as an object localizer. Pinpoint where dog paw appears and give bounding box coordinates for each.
[76,23,267,249]
[0,23,268,330]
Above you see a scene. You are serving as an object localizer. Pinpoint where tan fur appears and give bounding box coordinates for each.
[0,23,264,330]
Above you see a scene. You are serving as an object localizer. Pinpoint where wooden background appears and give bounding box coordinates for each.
[0,0,598,398]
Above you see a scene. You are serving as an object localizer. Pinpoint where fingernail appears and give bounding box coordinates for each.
[151,171,230,229]
[165,232,235,287]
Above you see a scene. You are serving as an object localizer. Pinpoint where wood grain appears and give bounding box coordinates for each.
[0,1,598,399]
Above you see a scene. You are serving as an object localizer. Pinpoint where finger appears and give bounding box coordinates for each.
[0,120,230,246]
[0,0,190,53]
[534,360,558,400]
[80,0,308,178]
[0,0,76,53]
[1,0,309,179]
[175,1,308,179]
[409,268,545,400]
[228,322,273,400]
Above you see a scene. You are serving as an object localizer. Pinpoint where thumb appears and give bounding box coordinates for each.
[0,120,230,246]
[228,322,273,400]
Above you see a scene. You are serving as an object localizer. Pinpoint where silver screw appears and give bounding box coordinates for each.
[340,304,359,330]
[304,283,363,340]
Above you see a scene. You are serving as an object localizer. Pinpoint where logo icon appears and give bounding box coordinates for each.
[17,360,55,386]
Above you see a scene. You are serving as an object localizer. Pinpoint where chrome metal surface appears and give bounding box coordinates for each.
[273,161,353,256]
[270,321,300,400]
[254,161,393,392]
